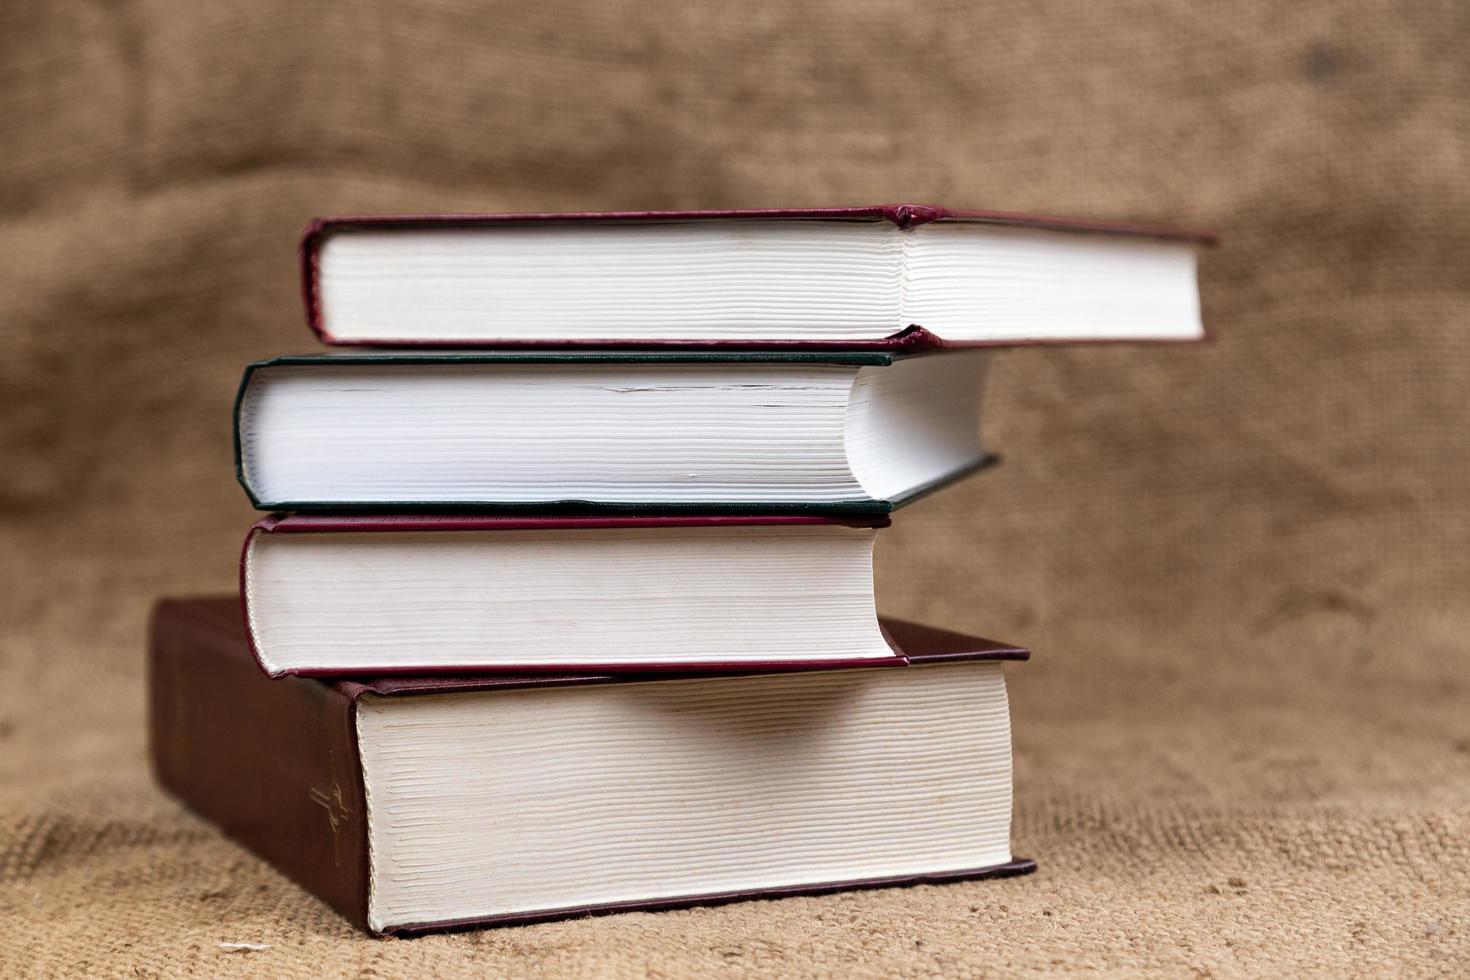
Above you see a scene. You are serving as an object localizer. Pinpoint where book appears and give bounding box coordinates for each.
[234,348,994,512]
[150,596,1035,936]
[302,204,1211,348]
[242,514,909,677]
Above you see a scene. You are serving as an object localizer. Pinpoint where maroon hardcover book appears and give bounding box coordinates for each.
[240,513,918,678]
[150,596,1035,936]
[302,203,1214,349]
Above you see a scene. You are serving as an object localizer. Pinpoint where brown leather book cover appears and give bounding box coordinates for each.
[300,203,1215,349]
[149,596,1035,937]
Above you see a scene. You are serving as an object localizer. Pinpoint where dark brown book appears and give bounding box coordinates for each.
[150,597,1035,936]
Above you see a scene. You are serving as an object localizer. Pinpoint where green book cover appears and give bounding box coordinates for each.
[234,350,994,514]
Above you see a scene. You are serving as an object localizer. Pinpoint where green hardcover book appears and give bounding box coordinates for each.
[234,349,994,513]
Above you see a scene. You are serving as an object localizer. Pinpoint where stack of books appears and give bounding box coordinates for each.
[150,205,1209,936]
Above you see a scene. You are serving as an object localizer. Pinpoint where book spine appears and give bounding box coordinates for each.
[231,362,266,508]
[237,523,279,677]
[300,219,329,342]
[148,600,373,933]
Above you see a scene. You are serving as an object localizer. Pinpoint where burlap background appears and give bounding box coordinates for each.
[2,1,1467,975]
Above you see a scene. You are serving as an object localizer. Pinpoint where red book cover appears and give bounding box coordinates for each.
[301,203,1215,349]
[150,596,1035,936]
[240,513,916,678]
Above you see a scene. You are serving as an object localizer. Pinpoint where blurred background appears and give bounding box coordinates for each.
[2,1,1467,974]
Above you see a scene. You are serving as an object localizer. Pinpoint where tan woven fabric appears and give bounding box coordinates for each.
[3,1,1468,974]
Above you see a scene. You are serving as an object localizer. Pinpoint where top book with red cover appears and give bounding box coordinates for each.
[302,203,1215,350]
